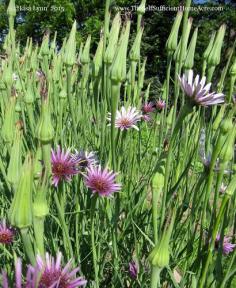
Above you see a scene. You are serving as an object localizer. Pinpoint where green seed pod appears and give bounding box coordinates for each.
[111,20,131,83]
[7,124,22,185]
[207,24,226,67]
[230,58,236,76]
[93,35,104,77]
[7,0,16,17]
[148,217,174,268]
[166,11,183,53]
[203,32,216,60]
[184,27,198,69]
[130,27,143,62]
[33,175,49,218]
[137,0,146,15]
[38,33,50,58]
[179,17,193,64]
[63,21,77,66]
[24,78,35,104]
[1,97,16,143]
[8,154,34,229]
[81,35,91,65]
[36,95,54,142]
[220,117,233,135]
[104,13,121,64]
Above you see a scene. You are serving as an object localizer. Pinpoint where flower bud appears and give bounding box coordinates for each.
[36,95,54,142]
[38,33,50,58]
[33,175,49,218]
[1,97,16,143]
[93,35,103,77]
[7,0,16,17]
[226,174,236,196]
[203,32,216,60]
[130,27,143,62]
[104,13,121,64]
[8,154,34,229]
[184,27,198,69]
[219,128,235,163]
[7,123,22,185]
[207,24,226,67]
[137,0,146,15]
[81,35,91,65]
[166,11,183,53]
[111,20,131,83]
[24,78,35,104]
[220,118,233,135]
[212,106,225,131]
[63,21,77,66]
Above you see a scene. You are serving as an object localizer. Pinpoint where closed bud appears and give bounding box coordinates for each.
[24,78,35,104]
[81,35,91,65]
[184,27,198,69]
[166,11,183,53]
[39,33,50,58]
[111,21,131,83]
[93,35,104,77]
[226,174,236,196]
[2,97,16,143]
[104,13,121,64]
[137,0,146,15]
[7,0,16,17]
[7,123,22,185]
[9,154,34,229]
[63,21,77,66]
[207,24,226,67]
[212,106,225,131]
[220,117,233,135]
[219,128,235,163]
[230,58,236,76]
[36,95,54,142]
[33,175,49,218]
[130,27,143,62]
[203,32,216,60]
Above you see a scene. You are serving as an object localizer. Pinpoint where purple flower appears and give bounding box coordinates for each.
[51,146,79,187]
[215,234,236,255]
[141,113,152,122]
[32,252,87,287]
[84,166,121,197]
[142,102,155,113]
[0,219,15,245]
[156,99,166,110]
[108,106,142,131]
[72,150,97,169]
[129,260,139,280]
[178,70,224,106]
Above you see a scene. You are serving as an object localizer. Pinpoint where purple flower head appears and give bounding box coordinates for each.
[129,260,139,280]
[72,150,97,169]
[30,252,87,288]
[108,106,142,131]
[84,166,121,197]
[156,99,166,110]
[215,234,236,255]
[51,146,79,187]
[141,113,152,122]
[0,219,15,245]
[142,102,155,114]
[178,70,224,106]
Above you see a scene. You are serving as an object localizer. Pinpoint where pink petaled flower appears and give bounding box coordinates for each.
[72,150,97,169]
[142,102,155,113]
[156,99,166,110]
[129,260,139,280]
[215,234,236,255]
[30,252,87,288]
[84,166,121,197]
[0,219,15,245]
[141,113,152,122]
[51,146,79,187]
[108,106,142,131]
[178,70,224,106]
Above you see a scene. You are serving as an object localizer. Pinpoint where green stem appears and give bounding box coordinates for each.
[33,216,45,256]
[91,196,99,287]
[20,228,36,265]
[151,266,161,288]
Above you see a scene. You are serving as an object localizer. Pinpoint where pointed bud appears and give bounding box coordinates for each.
[207,24,226,67]
[111,20,131,83]
[130,27,143,62]
[36,95,54,142]
[7,123,22,185]
[81,35,91,65]
[203,32,216,60]
[7,0,16,17]
[93,35,104,77]
[38,33,50,58]
[166,11,183,53]
[220,117,233,135]
[184,27,198,69]
[63,21,77,66]
[24,78,35,104]
[33,174,49,218]
[104,13,121,64]
[9,154,34,229]
[1,97,16,143]
[137,0,146,15]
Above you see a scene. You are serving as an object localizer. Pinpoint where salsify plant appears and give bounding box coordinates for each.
[0,0,236,287]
